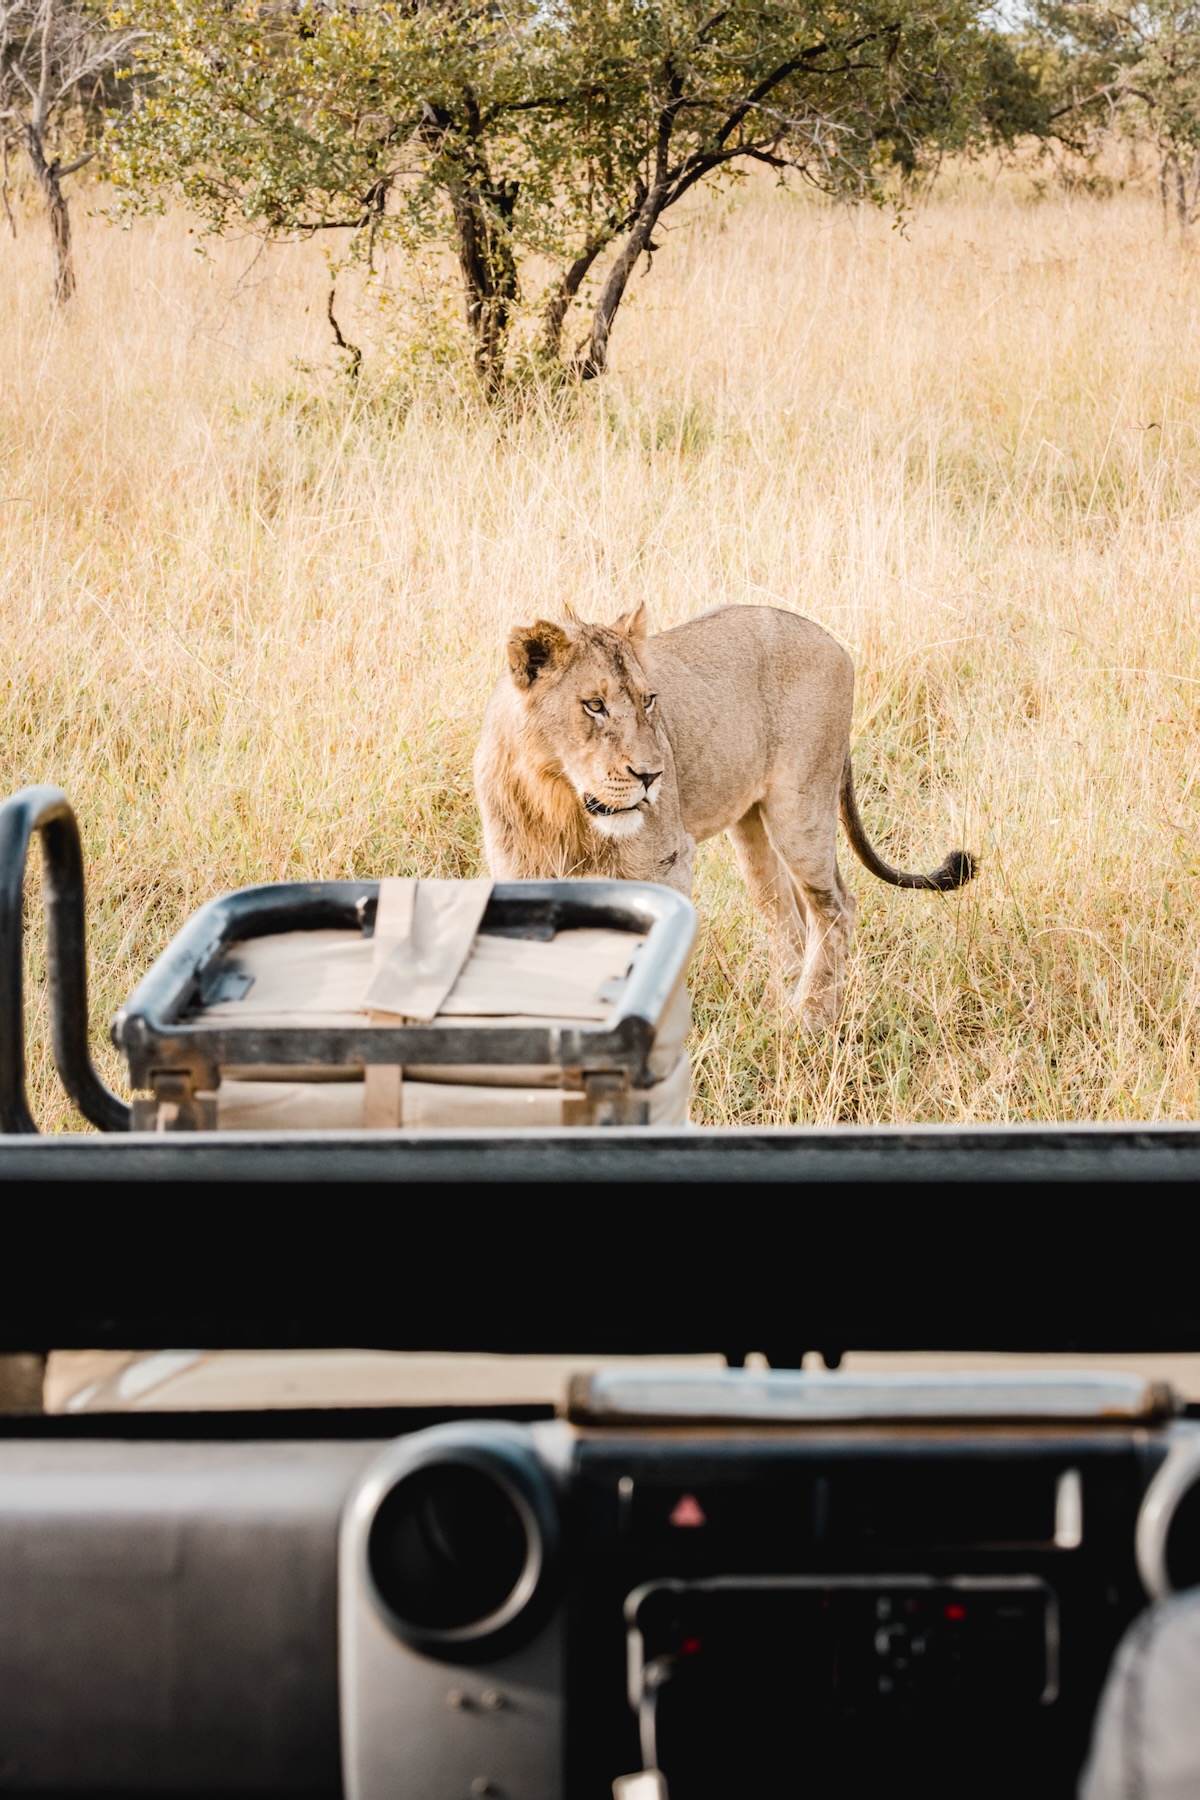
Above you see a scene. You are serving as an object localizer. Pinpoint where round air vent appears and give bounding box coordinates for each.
[1136,1435,1200,1601]
[365,1437,558,1660]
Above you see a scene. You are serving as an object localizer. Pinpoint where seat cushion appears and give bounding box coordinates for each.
[1080,1591,1200,1800]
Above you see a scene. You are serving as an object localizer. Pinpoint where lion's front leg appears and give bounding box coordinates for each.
[647,832,696,895]
[610,814,695,894]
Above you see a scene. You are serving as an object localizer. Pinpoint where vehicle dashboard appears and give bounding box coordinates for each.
[2,1370,1199,1800]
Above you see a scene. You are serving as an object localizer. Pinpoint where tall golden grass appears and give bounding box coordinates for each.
[2,170,1198,1131]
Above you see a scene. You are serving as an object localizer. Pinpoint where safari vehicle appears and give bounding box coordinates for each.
[3,786,1200,1800]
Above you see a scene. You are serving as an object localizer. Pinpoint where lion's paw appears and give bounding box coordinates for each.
[782,983,840,1035]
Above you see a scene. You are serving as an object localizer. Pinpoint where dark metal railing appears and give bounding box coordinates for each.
[112,877,696,1094]
[0,786,129,1134]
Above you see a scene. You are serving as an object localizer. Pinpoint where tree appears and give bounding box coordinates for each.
[108,0,990,384]
[0,0,138,298]
[507,0,997,375]
[1030,0,1200,226]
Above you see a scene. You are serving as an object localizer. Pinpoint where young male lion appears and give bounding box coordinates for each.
[473,603,975,1030]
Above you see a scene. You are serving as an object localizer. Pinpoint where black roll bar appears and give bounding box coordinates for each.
[0,786,130,1134]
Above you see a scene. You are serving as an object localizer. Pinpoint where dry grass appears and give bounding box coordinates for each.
[3,170,1199,1131]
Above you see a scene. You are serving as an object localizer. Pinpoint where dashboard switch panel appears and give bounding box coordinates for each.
[622,1575,1058,1800]
[627,1575,1058,1715]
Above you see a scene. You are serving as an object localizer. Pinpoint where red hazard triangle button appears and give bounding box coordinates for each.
[668,1493,707,1528]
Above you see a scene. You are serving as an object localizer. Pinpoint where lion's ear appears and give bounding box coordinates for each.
[614,602,649,641]
[506,620,572,690]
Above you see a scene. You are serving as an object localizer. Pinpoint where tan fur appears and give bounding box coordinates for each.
[474,603,975,1030]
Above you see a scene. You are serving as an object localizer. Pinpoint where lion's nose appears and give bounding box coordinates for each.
[629,767,663,792]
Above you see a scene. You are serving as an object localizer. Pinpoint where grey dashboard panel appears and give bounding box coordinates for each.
[340,1425,571,1800]
[0,1403,1194,1800]
[0,1440,378,1791]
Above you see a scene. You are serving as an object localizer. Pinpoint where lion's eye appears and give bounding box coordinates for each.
[583,698,606,717]
[644,694,657,713]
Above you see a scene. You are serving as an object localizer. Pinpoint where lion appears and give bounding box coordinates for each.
[472,602,975,1030]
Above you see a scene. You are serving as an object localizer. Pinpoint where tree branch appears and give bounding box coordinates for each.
[696,7,730,40]
[1045,80,1122,120]
[327,283,361,378]
[714,26,899,149]
[35,0,53,132]
[481,92,574,125]
[664,140,791,209]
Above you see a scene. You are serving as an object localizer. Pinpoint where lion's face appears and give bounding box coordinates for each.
[506,606,666,839]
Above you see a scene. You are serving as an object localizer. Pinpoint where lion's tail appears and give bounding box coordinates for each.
[839,753,977,892]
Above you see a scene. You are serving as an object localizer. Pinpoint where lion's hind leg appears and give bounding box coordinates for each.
[760,794,857,1034]
[727,806,809,991]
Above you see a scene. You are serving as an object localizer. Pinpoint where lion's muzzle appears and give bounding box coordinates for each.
[581,788,650,839]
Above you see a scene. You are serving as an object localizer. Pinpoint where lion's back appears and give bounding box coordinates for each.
[646,604,852,745]
[659,604,849,677]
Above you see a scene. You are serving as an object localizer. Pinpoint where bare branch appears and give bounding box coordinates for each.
[9,62,37,102]
[36,0,54,133]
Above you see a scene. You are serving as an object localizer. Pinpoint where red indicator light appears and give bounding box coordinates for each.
[680,1637,703,1657]
[668,1494,707,1529]
[943,1603,968,1622]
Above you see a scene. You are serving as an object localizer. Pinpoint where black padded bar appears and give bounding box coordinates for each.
[4,1121,1199,1182]
[0,1130,1197,1354]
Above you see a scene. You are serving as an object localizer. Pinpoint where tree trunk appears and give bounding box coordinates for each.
[46,172,74,303]
[571,75,683,381]
[543,238,607,361]
[1158,153,1180,232]
[574,186,667,380]
[25,125,75,304]
[447,174,518,391]
[420,98,518,392]
[1,141,16,239]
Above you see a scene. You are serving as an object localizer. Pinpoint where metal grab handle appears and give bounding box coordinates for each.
[0,786,130,1133]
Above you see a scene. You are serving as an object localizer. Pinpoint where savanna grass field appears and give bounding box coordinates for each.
[3,168,1199,1131]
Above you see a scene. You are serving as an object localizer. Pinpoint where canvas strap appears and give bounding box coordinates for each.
[362,878,413,1129]
[361,877,493,1128]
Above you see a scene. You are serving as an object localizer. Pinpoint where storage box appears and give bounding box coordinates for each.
[112,878,695,1131]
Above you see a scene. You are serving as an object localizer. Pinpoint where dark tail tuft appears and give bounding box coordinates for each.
[840,753,979,892]
[928,848,977,891]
